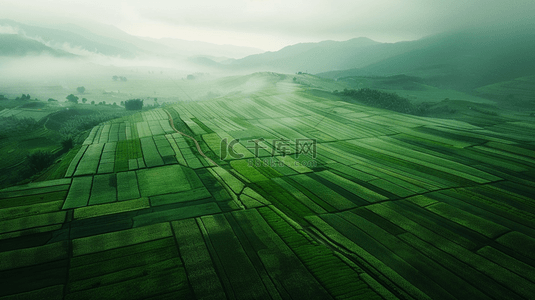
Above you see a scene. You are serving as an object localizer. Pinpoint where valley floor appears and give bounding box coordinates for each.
[1,73,535,299]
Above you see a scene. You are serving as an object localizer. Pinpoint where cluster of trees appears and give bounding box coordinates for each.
[66,94,79,104]
[77,86,85,94]
[27,151,55,172]
[26,136,73,173]
[65,94,89,104]
[15,94,31,100]
[124,99,143,110]
[335,88,429,115]
[112,76,127,81]
[0,95,6,100]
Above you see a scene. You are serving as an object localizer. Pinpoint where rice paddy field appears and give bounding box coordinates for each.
[1,72,535,299]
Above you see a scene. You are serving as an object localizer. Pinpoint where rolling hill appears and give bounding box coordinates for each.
[1,72,535,299]
[228,37,404,73]
[198,24,535,92]
[0,19,139,58]
[317,25,535,91]
[0,19,265,62]
[0,34,74,57]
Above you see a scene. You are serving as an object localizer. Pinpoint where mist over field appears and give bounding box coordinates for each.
[1,1,535,300]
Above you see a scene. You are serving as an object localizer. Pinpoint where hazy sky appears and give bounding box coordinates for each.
[1,0,534,51]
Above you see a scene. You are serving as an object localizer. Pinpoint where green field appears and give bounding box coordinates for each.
[1,71,535,299]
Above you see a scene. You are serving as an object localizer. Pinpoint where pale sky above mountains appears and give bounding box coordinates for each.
[1,0,534,51]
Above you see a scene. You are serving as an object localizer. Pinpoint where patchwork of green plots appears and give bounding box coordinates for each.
[166,84,535,299]
[0,179,383,300]
[1,73,535,299]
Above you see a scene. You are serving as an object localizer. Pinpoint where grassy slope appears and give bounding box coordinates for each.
[475,75,535,110]
[1,72,534,299]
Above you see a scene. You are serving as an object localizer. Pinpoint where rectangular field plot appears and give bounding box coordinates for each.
[150,187,211,206]
[0,211,66,234]
[349,139,500,184]
[115,139,142,172]
[315,170,388,203]
[230,160,269,182]
[133,202,221,227]
[116,171,140,201]
[140,137,164,168]
[288,174,357,210]
[0,241,68,271]
[62,176,93,209]
[71,222,173,256]
[74,198,149,220]
[73,144,104,177]
[136,122,152,138]
[0,200,63,222]
[171,219,226,299]
[199,213,273,299]
[136,165,192,197]
[64,145,88,178]
[153,135,176,162]
[83,126,100,145]
[88,174,117,206]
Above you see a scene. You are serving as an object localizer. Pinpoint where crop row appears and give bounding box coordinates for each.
[62,172,141,209]
[258,206,381,299]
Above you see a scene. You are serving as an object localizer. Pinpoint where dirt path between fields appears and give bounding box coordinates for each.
[163,109,221,168]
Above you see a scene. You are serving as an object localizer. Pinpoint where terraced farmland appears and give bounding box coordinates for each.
[1,72,535,299]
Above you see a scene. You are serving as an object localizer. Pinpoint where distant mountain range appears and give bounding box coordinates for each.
[0,19,264,61]
[317,26,535,90]
[1,19,534,91]
[221,25,535,90]
[0,34,74,57]
[228,37,412,73]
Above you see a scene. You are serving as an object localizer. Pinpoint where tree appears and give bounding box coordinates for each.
[124,99,143,110]
[66,94,79,104]
[112,75,118,81]
[77,86,85,94]
[48,98,58,102]
[61,137,74,150]
[120,101,124,106]
[27,150,54,172]
[82,98,87,104]
[91,100,95,105]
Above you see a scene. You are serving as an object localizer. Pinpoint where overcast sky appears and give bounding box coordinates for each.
[1,0,534,51]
